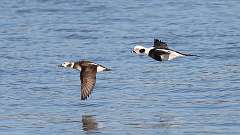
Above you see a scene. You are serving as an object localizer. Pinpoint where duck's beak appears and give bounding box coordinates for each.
[58,64,63,67]
[104,68,111,71]
[131,50,136,53]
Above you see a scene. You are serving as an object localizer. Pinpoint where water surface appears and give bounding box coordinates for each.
[0,0,240,134]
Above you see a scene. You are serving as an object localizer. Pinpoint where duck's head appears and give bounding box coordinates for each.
[58,61,74,68]
[132,45,147,55]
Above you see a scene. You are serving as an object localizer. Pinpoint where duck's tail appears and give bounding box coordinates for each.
[181,52,200,57]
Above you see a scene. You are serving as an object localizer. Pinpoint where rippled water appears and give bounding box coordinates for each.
[0,0,240,134]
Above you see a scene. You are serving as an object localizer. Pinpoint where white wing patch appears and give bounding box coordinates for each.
[97,66,106,72]
[168,51,183,60]
[157,49,183,60]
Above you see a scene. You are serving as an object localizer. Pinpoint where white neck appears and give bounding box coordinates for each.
[70,63,74,68]
[144,47,154,55]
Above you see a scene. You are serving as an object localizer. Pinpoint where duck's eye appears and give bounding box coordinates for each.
[139,49,145,53]
[67,64,72,67]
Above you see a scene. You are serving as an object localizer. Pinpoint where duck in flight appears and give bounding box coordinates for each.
[132,39,198,61]
[58,60,110,100]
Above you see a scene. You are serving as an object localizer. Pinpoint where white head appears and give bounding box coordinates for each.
[132,45,151,55]
[58,61,75,69]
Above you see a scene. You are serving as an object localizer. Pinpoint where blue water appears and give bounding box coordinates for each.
[0,0,240,134]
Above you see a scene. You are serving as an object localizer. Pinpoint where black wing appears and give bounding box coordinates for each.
[148,48,170,61]
[80,65,97,100]
[154,39,169,49]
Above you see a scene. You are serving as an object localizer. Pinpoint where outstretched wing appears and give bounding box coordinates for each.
[154,39,169,49]
[148,48,170,61]
[80,65,97,100]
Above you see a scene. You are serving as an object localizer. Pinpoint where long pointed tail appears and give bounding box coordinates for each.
[181,53,200,57]
[169,49,200,57]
